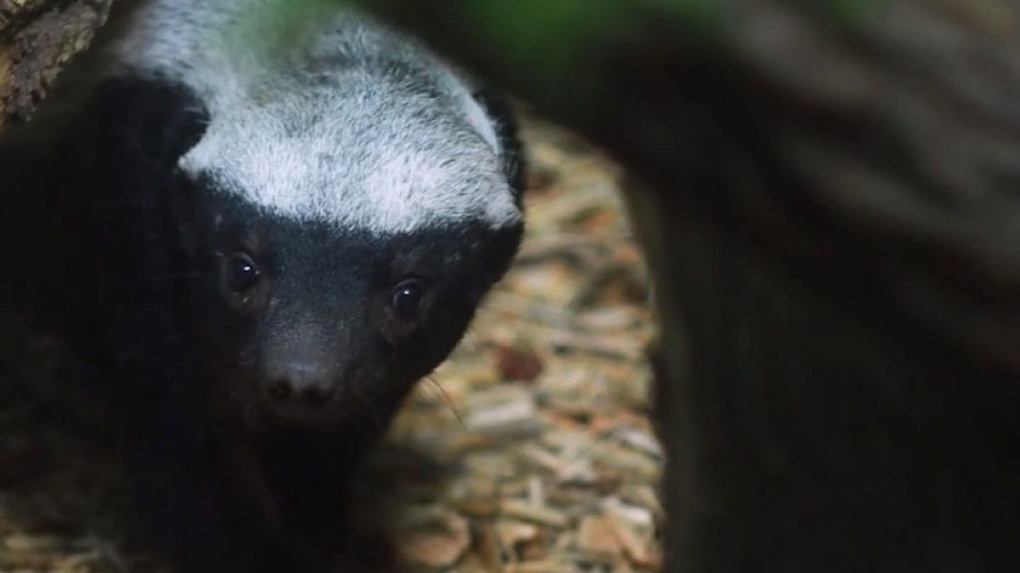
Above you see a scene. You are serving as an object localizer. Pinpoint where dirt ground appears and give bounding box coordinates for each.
[0,118,661,573]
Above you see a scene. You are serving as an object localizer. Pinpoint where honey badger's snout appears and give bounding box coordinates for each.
[264,354,338,410]
[257,309,356,421]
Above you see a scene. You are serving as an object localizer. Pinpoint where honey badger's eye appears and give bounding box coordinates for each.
[224,252,261,294]
[390,278,426,319]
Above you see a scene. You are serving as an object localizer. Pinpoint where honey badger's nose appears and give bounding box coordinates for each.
[264,360,337,408]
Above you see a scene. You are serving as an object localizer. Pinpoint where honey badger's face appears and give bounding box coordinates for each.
[172,88,523,429]
[181,188,518,428]
[179,181,522,429]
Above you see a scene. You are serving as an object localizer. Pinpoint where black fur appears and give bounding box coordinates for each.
[2,67,524,573]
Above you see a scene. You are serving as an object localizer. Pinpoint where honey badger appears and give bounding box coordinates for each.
[0,0,525,571]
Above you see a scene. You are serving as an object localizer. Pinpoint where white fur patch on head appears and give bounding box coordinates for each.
[109,0,521,232]
[178,77,521,233]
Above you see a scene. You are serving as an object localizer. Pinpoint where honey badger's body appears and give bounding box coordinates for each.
[0,1,524,571]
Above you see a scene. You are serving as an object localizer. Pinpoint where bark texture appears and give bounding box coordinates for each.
[0,0,111,128]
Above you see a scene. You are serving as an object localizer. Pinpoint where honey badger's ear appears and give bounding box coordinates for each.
[78,76,211,254]
[472,89,526,201]
[87,76,210,171]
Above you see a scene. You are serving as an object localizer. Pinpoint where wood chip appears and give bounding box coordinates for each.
[591,442,661,482]
[491,343,545,382]
[619,485,663,519]
[493,520,540,550]
[464,392,543,436]
[612,427,663,459]
[607,516,661,570]
[576,514,623,561]
[602,497,655,528]
[398,511,472,569]
[498,500,570,529]
[518,443,568,475]
[503,560,578,573]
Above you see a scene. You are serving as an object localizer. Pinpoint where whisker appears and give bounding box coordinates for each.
[352,382,383,431]
[424,374,463,426]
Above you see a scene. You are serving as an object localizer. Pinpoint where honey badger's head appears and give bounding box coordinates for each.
[119,8,525,431]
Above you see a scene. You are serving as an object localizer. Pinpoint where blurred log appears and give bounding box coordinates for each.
[356,1,1020,572]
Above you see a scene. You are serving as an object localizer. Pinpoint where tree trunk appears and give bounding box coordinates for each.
[0,0,112,128]
[356,2,1020,572]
